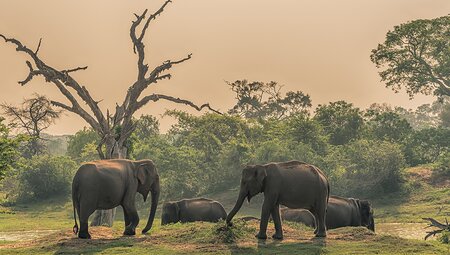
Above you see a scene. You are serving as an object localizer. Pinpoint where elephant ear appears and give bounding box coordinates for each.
[174,203,181,218]
[255,167,267,187]
[135,163,148,184]
[358,200,372,216]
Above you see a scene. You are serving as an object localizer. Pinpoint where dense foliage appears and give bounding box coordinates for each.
[1,92,449,203]
[0,117,22,180]
[18,155,77,201]
[371,15,450,98]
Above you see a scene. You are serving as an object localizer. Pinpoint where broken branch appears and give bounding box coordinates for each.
[137,94,222,114]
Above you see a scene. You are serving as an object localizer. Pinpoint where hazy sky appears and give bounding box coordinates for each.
[0,0,448,134]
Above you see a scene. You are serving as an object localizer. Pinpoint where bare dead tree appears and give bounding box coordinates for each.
[1,0,219,226]
[423,217,450,240]
[1,94,62,157]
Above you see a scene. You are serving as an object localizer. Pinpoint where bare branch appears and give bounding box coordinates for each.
[137,94,222,114]
[96,136,107,160]
[145,54,192,84]
[18,61,44,86]
[422,217,450,240]
[62,66,88,74]
[138,0,172,42]
[34,38,42,55]
[1,34,107,132]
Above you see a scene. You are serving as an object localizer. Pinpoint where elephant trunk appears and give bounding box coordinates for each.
[142,179,160,234]
[368,215,375,232]
[226,189,246,225]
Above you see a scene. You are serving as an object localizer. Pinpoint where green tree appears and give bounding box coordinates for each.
[325,140,405,196]
[404,127,450,166]
[66,127,99,163]
[134,115,160,140]
[314,101,364,145]
[365,111,412,142]
[227,80,312,120]
[17,155,77,201]
[285,113,328,154]
[371,15,450,98]
[0,117,22,180]
[1,94,62,157]
[439,101,450,128]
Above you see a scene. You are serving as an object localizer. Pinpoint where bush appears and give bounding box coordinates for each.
[403,128,450,166]
[439,230,449,244]
[433,152,450,177]
[17,155,77,201]
[325,140,406,197]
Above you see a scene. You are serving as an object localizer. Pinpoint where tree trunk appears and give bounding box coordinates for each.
[90,139,126,227]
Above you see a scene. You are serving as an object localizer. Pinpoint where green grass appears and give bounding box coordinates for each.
[1,165,449,254]
[0,198,72,232]
[374,167,450,223]
[1,221,448,254]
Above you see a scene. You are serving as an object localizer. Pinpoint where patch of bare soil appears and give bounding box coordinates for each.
[377,223,435,240]
[0,230,58,242]
[407,167,450,188]
[0,227,138,249]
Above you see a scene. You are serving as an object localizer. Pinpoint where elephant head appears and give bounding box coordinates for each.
[135,160,160,234]
[358,200,375,231]
[226,165,266,224]
[161,202,180,225]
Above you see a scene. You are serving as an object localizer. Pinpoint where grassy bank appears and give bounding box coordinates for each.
[0,165,449,254]
[1,221,448,254]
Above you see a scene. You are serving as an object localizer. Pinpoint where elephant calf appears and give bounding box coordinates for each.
[161,198,227,225]
[72,159,160,239]
[280,195,375,231]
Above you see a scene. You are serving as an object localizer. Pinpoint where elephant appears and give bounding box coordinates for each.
[226,160,330,239]
[279,207,316,227]
[280,195,375,231]
[72,159,160,239]
[161,198,227,225]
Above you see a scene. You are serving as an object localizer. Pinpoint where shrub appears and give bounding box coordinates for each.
[403,128,450,166]
[325,139,406,197]
[439,230,449,244]
[17,155,77,201]
[433,152,450,177]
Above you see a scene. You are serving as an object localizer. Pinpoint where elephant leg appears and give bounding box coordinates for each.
[122,205,130,228]
[271,204,283,240]
[78,203,95,239]
[256,197,276,239]
[123,203,139,236]
[312,203,327,237]
[311,209,319,234]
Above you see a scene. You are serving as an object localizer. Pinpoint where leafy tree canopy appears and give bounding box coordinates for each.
[227,80,312,120]
[365,107,412,142]
[371,15,450,98]
[0,117,23,180]
[314,101,364,145]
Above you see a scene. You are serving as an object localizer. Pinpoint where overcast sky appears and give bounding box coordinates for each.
[0,0,448,134]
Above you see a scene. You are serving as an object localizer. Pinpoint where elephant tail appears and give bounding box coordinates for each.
[72,178,79,235]
[327,179,330,204]
[72,201,79,235]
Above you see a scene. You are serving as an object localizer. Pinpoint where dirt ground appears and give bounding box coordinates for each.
[0,222,436,250]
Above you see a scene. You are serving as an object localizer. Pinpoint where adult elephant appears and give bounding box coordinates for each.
[280,195,375,231]
[226,161,330,239]
[161,198,226,225]
[72,159,160,239]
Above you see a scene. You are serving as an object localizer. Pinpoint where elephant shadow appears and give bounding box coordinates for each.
[52,229,148,254]
[227,235,327,255]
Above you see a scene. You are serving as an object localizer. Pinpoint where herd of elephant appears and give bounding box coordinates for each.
[72,159,374,240]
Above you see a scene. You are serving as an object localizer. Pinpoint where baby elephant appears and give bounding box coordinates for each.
[161,198,227,225]
[281,195,375,231]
